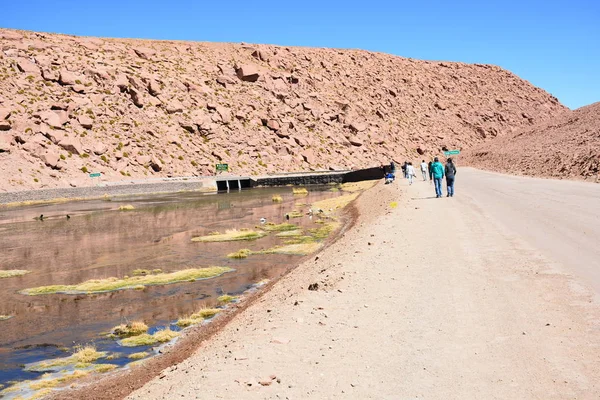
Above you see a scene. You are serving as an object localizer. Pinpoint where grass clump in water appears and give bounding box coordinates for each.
[309,222,339,240]
[25,345,105,372]
[272,195,283,202]
[20,266,233,295]
[110,321,148,337]
[0,315,12,321]
[218,294,237,304]
[119,204,135,211]
[176,308,221,328]
[128,352,150,360]
[28,370,90,391]
[192,229,266,242]
[121,328,179,347]
[260,222,298,232]
[227,249,253,259]
[287,210,304,218]
[292,187,308,195]
[94,364,118,373]
[0,269,30,279]
[257,242,322,256]
[275,229,303,237]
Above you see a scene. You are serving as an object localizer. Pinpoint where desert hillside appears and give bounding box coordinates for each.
[0,28,566,191]
[465,102,600,181]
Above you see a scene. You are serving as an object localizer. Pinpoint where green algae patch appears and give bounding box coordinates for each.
[0,269,30,279]
[176,308,221,328]
[218,294,237,304]
[227,249,253,259]
[272,195,283,202]
[20,266,234,295]
[110,321,148,337]
[0,315,13,321]
[120,328,179,347]
[118,204,135,211]
[192,229,267,242]
[292,187,309,195]
[128,352,150,360]
[260,222,299,232]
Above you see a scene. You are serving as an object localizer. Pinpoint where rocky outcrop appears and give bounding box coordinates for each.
[465,102,600,181]
[0,28,567,192]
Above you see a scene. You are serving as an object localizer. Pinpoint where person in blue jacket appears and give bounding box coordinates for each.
[430,157,445,198]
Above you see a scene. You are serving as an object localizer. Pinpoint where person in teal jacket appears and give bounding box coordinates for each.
[431,157,445,198]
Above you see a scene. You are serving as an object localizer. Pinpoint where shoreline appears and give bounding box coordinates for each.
[45,185,367,400]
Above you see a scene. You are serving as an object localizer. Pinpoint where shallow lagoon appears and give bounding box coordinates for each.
[0,186,346,392]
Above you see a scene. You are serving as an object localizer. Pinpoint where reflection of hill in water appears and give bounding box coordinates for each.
[0,188,340,348]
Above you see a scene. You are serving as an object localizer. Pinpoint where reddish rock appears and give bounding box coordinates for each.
[136,155,151,166]
[58,138,83,155]
[216,106,231,124]
[134,47,156,60]
[78,115,93,129]
[150,157,162,172]
[348,136,364,146]
[39,111,63,129]
[266,119,280,131]
[349,121,368,132]
[41,151,60,169]
[301,149,316,164]
[148,80,161,96]
[58,70,78,86]
[16,58,40,74]
[0,135,12,152]
[129,89,144,108]
[93,143,108,155]
[236,64,260,82]
[165,100,184,114]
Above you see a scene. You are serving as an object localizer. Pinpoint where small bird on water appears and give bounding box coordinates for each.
[285,214,290,221]
[66,214,71,220]
[34,214,44,221]
[260,217,267,224]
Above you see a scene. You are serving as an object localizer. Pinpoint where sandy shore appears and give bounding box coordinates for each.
[52,173,600,399]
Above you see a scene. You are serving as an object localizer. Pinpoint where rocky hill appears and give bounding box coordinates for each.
[0,28,566,191]
[465,102,600,181]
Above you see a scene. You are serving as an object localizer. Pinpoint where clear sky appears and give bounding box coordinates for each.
[2,0,598,109]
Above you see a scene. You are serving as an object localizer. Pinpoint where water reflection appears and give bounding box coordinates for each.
[0,186,343,385]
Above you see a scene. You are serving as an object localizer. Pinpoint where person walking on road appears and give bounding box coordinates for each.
[406,162,416,185]
[445,157,457,197]
[428,160,433,182]
[431,157,445,198]
[420,160,428,181]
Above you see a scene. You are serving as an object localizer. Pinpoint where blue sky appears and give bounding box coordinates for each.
[2,0,598,109]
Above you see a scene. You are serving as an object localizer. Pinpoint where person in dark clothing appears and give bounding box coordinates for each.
[428,161,433,181]
[445,158,457,197]
[401,162,407,178]
[390,161,396,175]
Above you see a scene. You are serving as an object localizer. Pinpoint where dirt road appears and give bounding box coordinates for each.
[127,170,600,400]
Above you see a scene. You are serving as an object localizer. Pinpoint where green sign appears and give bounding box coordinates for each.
[216,163,229,172]
[444,150,460,156]
[89,172,102,178]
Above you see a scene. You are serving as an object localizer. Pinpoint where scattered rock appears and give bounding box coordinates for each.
[78,115,93,129]
[58,138,83,155]
[16,58,40,74]
[236,64,260,82]
[266,119,280,131]
[271,337,290,345]
[41,151,60,169]
[308,283,319,291]
[58,69,77,86]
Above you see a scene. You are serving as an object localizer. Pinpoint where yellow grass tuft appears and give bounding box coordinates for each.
[227,249,253,259]
[73,345,104,364]
[128,352,150,360]
[390,201,398,208]
[257,242,322,256]
[309,222,340,240]
[292,187,309,195]
[272,195,283,202]
[120,327,179,347]
[94,364,118,373]
[192,229,267,242]
[20,266,233,295]
[176,308,221,328]
[287,210,304,218]
[260,222,298,232]
[217,294,236,304]
[119,204,135,211]
[111,321,148,337]
[275,229,303,237]
[25,346,105,372]
[29,370,91,391]
[0,269,30,279]
[0,315,13,321]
